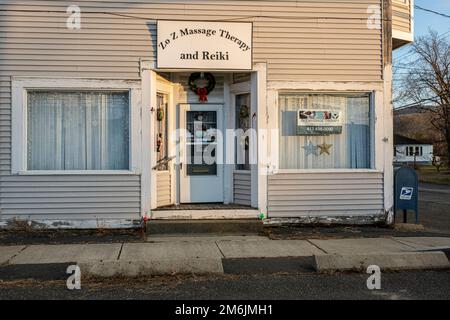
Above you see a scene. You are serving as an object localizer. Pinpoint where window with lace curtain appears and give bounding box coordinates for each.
[27,91,130,171]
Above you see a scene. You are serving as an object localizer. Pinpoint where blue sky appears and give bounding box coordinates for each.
[394,0,450,59]
[413,0,450,36]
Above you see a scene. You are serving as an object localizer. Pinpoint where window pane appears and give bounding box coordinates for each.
[155,93,169,170]
[27,91,130,170]
[279,93,371,169]
[235,93,251,170]
[186,111,217,176]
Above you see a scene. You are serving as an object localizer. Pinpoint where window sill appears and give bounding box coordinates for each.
[17,170,138,176]
[274,169,382,174]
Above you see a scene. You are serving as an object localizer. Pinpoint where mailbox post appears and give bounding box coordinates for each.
[394,166,419,224]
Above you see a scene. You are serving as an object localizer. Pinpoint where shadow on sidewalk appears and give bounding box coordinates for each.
[0,228,145,246]
[264,224,450,240]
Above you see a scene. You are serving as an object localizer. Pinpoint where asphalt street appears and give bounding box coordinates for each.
[0,270,449,300]
[414,183,450,233]
[0,183,448,301]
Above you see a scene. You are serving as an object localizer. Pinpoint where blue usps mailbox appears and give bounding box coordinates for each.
[394,166,419,224]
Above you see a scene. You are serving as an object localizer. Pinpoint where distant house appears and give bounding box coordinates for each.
[394,135,434,164]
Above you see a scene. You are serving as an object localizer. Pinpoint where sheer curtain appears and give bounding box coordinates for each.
[27,91,129,170]
[347,96,371,168]
[279,93,371,169]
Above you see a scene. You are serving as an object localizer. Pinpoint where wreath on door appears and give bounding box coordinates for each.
[189,72,216,103]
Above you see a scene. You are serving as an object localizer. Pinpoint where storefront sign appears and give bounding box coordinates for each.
[297,110,343,135]
[157,20,252,70]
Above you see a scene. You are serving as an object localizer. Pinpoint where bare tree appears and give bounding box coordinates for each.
[432,155,444,172]
[395,30,450,165]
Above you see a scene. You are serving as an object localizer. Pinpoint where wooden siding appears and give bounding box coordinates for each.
[0,175,141,221]
[0,0,382,81]
[0,76,11,176]
[156,171,172,207]
[234,171,251,206]
[0,74,141,222]
[268,172,384,217]
[233,73,252,84]
[392,1,412,34]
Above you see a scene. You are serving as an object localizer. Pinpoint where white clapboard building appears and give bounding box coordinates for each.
[0,0,414,228]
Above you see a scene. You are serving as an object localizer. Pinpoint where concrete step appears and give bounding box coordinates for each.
[146,219,264,236]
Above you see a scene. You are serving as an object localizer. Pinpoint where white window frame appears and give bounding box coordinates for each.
[417,146,423,156]
[406,146,412,156]
[266,81,386,174]
[275,90,377,173]
[12,78,141,175]
[406,145,423,157]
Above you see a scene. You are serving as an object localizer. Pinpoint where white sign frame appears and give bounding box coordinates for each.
[156,20,253,71]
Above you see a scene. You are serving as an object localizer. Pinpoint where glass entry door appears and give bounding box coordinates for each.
[179,104,224,203]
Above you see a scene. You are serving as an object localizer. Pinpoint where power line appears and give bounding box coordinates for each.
[396,98,441,110]
[0,8,393,22]
[394,50,415,63]
[1,6,447,22]
[415,5,450,19]
[394,31,450,62]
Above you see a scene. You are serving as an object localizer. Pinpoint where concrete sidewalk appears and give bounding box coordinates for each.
[1,236,449,279]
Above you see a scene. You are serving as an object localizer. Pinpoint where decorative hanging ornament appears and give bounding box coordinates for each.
[156,107,164,121]
[189,72,216,103]
[194,112,204,121]
[239,105,250,118]
[318,142,333,155]
[302,141,318,156]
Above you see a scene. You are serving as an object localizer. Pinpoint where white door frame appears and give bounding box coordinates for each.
[230,81,252,206]
[140,63,155,215]
[155,79,177,205]
[253,63,267,211]
[140,61,268,217]
[141,61,177,213]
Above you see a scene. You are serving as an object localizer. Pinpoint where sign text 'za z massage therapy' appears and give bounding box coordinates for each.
[157,20,252,70]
